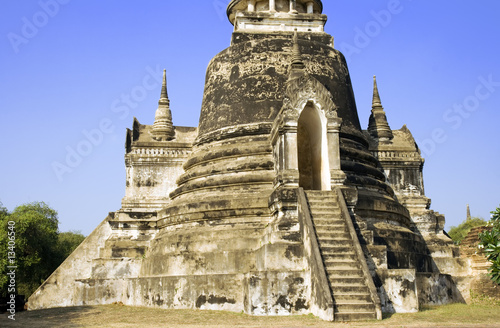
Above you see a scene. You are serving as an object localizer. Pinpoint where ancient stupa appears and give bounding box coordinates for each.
[30,0,469,321]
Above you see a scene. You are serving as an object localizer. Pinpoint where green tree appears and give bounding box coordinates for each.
[479,205,500,285]
[0,202,10,294]
[57,231,86,262]
[0,201,86,297]
[0,202,60,296]
[448,217,487,245]
[0,201,7,217]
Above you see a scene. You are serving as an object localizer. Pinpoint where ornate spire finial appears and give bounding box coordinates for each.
[467,204,471,221]
[373,75,382,107]
[160,69,168,100]
[152,69,175,141]
[368,75,393,142]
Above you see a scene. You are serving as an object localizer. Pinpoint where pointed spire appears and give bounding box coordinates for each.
[467,204,471,221]
[368,76,393,142]
[152,69,175,141]
[288,30,305,80]
[160,69,168,101]
[372,75,382,106]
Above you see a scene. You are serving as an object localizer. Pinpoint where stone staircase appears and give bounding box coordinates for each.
[460,225,492,273]
[305,190,378,321]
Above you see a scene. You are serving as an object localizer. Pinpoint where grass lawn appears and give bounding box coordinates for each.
[2,302,500,327]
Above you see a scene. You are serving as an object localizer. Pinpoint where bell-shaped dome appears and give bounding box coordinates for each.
[197,32,364,143]
[169,0,411,237]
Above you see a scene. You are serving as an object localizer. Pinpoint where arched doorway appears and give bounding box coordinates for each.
[297,102,331,190]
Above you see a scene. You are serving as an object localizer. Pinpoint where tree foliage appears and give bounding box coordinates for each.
[448,216,487,245]
[479,206,500,285]
[0,202,8,220]
[0,201,86,297]
[57,231,86,261]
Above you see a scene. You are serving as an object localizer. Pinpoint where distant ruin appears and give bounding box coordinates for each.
[29,0,473,321]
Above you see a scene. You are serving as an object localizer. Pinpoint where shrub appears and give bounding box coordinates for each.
[448,217,487,245]
[479,206,500,285]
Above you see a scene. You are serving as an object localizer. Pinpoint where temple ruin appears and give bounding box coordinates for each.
[29,0,471,321]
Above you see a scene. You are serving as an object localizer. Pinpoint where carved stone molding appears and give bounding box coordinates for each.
[283,73,338,119]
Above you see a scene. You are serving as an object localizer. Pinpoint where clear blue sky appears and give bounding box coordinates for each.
[1,1,499,235]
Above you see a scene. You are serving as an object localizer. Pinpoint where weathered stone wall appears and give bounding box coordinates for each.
[122,122,196,212]
[416,273,465,306]
[375,269,418,313]
[198,32,363,140]
[28,216,113,309]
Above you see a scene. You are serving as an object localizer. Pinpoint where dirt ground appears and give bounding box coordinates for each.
[1,303,500,328]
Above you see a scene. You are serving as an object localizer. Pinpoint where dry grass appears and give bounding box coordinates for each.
[2,302,500,328]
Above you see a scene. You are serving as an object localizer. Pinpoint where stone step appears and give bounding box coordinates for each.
[306,195,336,201]
[335,311,377,322]
[312,213,342,219]
[306,193,336,199]
[317,233,350,239]
[319,237,352,244]
[318,238,353,247]
[333,292,372,303]
[306,192,335,197]
[311,207,338,212]
[314,224,346,231]
[309,205,340,211]
[330,276,366,286]
[308,201,339,207]
[472,262,490,270]
[307,201,338,207]
[306,196,337,202]
[320,246,357,255]
[327,268,364,278]
[311,211,341,216]
[324,259,360,269]
[313,218,345,229]
[322,253,357,262]
[316,227,346,234]
[311,208,341,215]
[314,222,346,229]
[332,285,371,294]
[312,212,341,218]
[312,217,344,224]
[317,231,350,238]
[335,301,375,313]
[315,228,347,234]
